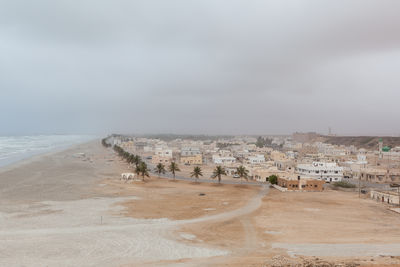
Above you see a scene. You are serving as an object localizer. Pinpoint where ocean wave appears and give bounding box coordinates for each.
[0,135,96,167]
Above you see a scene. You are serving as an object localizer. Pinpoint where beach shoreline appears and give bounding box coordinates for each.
[0,135,98,172]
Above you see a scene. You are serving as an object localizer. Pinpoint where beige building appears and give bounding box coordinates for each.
[151,155,172,165]
[251,166,288,182]
[275,159,295,171]
[359,168,400,183]
[121,141,135,150]
[180,154,202,165]
[270,151,287,161]
[277,177,325,192]
[370,190,400,205]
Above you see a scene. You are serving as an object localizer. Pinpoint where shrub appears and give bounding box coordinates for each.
[332,181,356,188]
[268,175,278,185]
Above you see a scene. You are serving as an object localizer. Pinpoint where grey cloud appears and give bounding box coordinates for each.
[1,0,400,135]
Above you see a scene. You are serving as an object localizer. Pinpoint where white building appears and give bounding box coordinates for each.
[143,146,154,152]
[212,155,236,165]
[109,136,122,146]
[246,154,265,165]
[286,151,297,159]
[154,147,173,158]
[217,150,234,157]
[357,149,368,165]
[181,147,201,156]
[296,162,344,182]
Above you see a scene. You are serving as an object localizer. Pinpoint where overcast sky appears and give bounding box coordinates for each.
[1,0,400,136]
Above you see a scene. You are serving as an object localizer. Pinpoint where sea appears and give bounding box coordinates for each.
[0,135,96,168]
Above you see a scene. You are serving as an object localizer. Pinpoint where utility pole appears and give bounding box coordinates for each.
[359,163,365,198]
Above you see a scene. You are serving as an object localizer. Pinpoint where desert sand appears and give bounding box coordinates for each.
[1,141,400,266]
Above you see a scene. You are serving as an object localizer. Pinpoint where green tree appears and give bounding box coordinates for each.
[255,136,273,148]
[123,151,130,160]
[264,138,272,146]
[137,162,150,181]
[155,163,166,178]
[127,154,135,165]
[190,166,203,182]
[134,164,141,177]
[256,136,265,148]
[101,138,111,147]
[236,165,249,184]
[168,162,180,180]
[268,175,278,185]
[132,155,141,168]
[212,166,226,184]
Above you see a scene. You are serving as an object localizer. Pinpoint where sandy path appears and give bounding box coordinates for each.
[162,185,269,267]
[179,185,269,225]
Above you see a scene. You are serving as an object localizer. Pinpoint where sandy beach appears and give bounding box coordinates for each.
[2,141,400,266]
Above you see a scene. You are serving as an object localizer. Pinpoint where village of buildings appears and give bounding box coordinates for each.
[108,132,400,207]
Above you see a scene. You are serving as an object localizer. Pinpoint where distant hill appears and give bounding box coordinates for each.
[320,135,400,149]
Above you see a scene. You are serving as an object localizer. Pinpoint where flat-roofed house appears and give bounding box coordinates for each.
[212,155,236,165]
[360,168,400,183]
[370,190,400,205]
[246,154,265,165]
[277,177,325,192]
[151,155,172,165]
[296,162,343,183]
[181,147,201,157]
[154,147,173,158]
[180,154,202,165]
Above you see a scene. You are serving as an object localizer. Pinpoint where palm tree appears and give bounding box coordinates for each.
[132,155,141,168]
[114,145,124,157]
[127,154,135,166]
[236,165,249,184]
[123,151,130,160]
[168,162,180,180]
[212,166,226,184]
[138,162,150,181]
[190,166,203,182]
[155,163,166,178]
[134,164,141,177]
